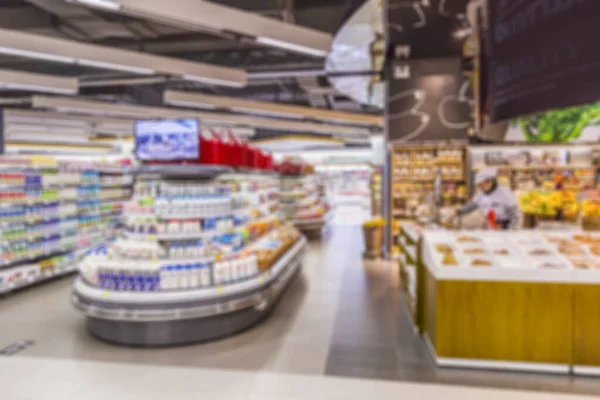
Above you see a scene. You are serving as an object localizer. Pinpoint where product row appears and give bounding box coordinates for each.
[133,180,230,198]
[124,215,241,236]
[114,215,280,260]
[0,202,78,224]
[0,170,102,186]
[125,195,232,219]
[80,224,301,291]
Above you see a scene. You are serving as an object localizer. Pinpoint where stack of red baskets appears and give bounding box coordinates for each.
[198,128,273,170]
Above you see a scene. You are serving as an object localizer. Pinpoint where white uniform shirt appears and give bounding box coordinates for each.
[472,185,520,221]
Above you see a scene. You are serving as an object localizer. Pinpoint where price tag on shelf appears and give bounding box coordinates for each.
[217,286,224,293]
[101,291,110,298]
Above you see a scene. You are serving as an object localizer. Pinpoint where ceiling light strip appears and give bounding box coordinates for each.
[164,90,383,127]
[71,0,332,58]
[31,95,370,137]
[0,28,247,87]
[0,69,78,94]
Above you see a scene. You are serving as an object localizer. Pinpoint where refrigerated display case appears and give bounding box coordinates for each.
[72,164,307,346]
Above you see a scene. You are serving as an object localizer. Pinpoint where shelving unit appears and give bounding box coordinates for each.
[280,174,329,233]
[0,157,130,294]
[390,143,468,256]
[72,164,307,346]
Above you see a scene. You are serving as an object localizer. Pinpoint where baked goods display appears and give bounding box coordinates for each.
[457,235,480,243]
[427,231,580,271]
[470,258,493,267]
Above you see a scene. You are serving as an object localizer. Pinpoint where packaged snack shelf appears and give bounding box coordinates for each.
[409,229,600,375]
[72,165,307,346]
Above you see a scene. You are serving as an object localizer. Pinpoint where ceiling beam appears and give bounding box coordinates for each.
[67,0,333,57]
[164,90,383,127]
[30,95,371,137]
[0,27,247,87]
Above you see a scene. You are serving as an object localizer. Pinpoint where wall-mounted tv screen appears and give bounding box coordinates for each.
[135,119,199,161]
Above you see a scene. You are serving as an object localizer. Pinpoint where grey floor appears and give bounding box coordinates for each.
[1,213,600,396]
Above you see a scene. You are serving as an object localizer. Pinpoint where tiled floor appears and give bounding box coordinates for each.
[1,212,600,398]
[2,356,598,400]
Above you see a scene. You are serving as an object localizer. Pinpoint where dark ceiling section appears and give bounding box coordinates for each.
[0,0,377,115]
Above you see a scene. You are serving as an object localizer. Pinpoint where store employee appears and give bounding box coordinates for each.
[456,167,521,229]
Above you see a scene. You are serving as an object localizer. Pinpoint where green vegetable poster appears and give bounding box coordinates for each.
[505,103,600,143]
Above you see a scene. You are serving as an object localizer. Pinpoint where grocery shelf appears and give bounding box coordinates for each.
[134,164,233,178]
[71,236,308,346]
[0,241,108,295]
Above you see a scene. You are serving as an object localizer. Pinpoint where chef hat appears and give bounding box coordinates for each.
[475,167,498,185]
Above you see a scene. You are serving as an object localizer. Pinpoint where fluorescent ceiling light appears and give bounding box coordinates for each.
[181,74,246,88]
[167,99,218,110]
[0,28,247,87]
[68,0,121,10]
[0,46,75,63]
[255,37,329,58]
[78,59,154,75]
[0,69,78,94]
[164,90,383,127]
[32,96,371,137]
[70,0,332,60]
[0,83,76,94]
[229,107,305,120]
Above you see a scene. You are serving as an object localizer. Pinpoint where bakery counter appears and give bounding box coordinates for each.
[419,230,600,375]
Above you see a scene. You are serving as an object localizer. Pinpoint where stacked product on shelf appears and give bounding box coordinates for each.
[390,144,468,256]
[278,157,329,232]
[370,166,382,216]
[0,157,131,294]
[417,230,600,375]
[72,164,307,346]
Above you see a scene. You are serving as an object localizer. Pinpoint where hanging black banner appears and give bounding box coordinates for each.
[488,0,600,122]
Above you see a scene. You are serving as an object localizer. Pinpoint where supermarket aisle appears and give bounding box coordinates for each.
[1,225,600,397]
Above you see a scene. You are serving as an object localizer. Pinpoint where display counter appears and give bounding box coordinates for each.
[415,229,600,375]
[72,236,306,346]
[71,164,308,346]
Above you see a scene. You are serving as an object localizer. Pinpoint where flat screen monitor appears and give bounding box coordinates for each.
[135,119,199,161]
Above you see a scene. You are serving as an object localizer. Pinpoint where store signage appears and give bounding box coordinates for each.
[488,1,600,122]
[134,118,199,161]
[387,58,470,143]
[386,0,469,58]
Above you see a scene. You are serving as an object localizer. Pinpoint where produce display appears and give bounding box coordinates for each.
[0,157,131,294]
[518,190,579,219]
[80,172,302,292]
